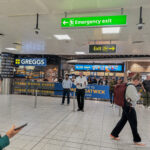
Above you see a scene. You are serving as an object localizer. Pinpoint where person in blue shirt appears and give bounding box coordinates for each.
[0,125,22,150]
[61,74,72,105]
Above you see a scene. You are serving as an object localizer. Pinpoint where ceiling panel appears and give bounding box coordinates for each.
[0,0,150,55]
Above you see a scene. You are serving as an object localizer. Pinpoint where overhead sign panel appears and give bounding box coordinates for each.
[61,15,127,28]
[15,58,47,66]
[75,64,123,72]
[89,44,116,53]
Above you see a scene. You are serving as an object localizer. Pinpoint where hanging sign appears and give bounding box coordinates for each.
[61,15,127,28]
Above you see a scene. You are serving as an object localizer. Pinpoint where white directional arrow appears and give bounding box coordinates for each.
[63,20,69,25]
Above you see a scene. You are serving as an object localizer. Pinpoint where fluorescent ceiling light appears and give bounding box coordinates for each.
[54,34,71,40]
[5,47,17,51]
[75,52,85,55]
[102,27,120,34]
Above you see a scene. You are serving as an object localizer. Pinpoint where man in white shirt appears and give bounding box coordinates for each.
[62,74,72,105]
[75,72,88,112]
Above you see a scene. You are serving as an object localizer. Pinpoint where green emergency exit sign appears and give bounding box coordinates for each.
[61,15,127,28]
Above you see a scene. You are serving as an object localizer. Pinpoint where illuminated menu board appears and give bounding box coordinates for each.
[75,64,124,72]
[1,53,14,78]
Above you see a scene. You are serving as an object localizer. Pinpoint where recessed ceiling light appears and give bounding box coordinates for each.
[75,52,85,55]
[53,34,71,40]
[5,47,17,51]
[102,27,120,34]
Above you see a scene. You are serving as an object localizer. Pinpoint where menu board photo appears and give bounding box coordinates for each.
[1,53,14,78]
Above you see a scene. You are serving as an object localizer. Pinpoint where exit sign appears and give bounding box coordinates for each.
[61,15,127,28]
[89,44,116,53]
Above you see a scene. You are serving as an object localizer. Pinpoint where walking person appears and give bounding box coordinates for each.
[110,73,145,146]
[75,72,88,112]
[109,77,117,105]
[142,74,150,108]
[61,74,72,105]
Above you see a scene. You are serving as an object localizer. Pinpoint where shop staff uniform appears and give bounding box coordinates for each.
[62,76,72,105]
[75,74,88,112]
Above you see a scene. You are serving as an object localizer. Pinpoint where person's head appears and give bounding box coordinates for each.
[79,72,83,77]
[72,75,76,79]
[112,76,115,80]
[146,74,150,80]
[131,73,141,86]
[65,74,69,80]
[117,78,123,84]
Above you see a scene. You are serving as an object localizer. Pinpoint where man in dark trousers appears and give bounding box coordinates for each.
[109,77,117,105]
[75,72,88,112]
[61,74,72,105]
[142,74,150,108]
[110,73,145,146]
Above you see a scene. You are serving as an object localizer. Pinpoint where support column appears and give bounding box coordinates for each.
[124,61,128,82]
[1,78,11,95]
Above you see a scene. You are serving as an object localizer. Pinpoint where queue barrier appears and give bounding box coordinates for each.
[13,81,110,100]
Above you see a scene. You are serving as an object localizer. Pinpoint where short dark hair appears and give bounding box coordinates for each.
[132,73,141,81]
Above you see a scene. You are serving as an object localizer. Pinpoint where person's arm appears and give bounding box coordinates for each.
[0,135,10,149]
[141,81,146,92]
[70,80,72,88]
[74,78,78,86]
[0,125,21,149]
[126,85,140,102]
[62,80,65,88]
[84,77,88,86]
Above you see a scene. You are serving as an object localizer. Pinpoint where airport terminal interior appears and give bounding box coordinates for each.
[0,0,150,150]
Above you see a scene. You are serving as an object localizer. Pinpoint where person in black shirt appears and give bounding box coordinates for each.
[142,74,150,107]
[92,76,97,84]
[98,77,103,85]
[87,76,92,84]
[58,77,63,83]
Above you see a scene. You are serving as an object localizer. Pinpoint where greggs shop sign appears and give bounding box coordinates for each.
[15,58,47,66]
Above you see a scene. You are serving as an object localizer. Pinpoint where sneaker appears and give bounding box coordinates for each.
[134,142,145,146]
[77,109,81,111]
[61,103,64,105]
[81,109,84,112]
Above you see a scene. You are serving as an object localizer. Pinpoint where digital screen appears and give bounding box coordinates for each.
[75,64,124,72]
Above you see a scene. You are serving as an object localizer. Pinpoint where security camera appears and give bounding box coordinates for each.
[137,23,144,30]
[34,28,40,34]
[35,30,39,34]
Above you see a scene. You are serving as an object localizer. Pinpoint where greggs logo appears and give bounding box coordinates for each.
[15,58,47,66]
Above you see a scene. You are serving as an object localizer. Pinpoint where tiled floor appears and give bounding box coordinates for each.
[0,95,149,150]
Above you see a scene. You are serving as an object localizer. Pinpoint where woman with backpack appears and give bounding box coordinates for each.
[110,73,145,146]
